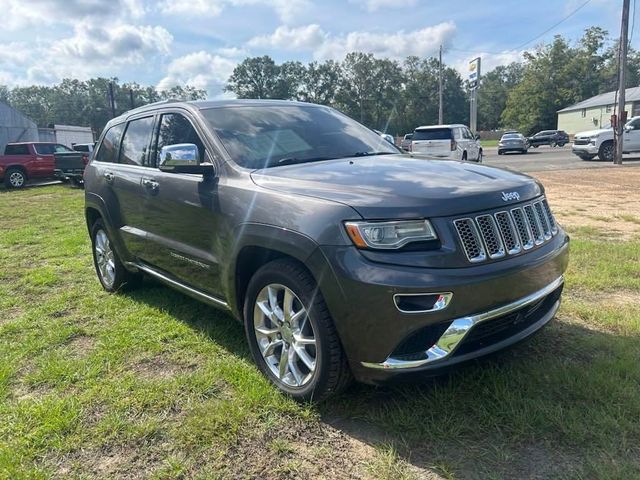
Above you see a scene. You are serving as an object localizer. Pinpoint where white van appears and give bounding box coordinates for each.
[410,124,482,162]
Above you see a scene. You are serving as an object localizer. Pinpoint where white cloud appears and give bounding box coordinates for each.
[246,22,457,60]
[158,51,238,98]
[158,0,309,23]
[247,24,326,50]
[51,22,172,66]
[350,0,417,12]
[0,0,144,29]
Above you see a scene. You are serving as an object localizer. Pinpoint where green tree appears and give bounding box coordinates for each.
[299,60,341,105]
[225,55,281,98]
[477,63,523,130]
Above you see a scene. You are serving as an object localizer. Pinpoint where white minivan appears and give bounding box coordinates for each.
[410,124,482,162]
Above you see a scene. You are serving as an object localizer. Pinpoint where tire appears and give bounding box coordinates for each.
[4,168,27,189]
[476,149,483,163]
[244,259,352,402]
[532,144,539,148]
[578,155,596,161]
[549,140,557,147]
[558,142,566,147]
[598,141,614,162]
[498,150,503,155]
[461,152,467,161]
[91,219,141,292]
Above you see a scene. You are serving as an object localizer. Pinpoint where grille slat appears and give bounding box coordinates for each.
[475,215,505,259]
[454,198,559,264]
[453,218,486,262]
[495,211,521,254]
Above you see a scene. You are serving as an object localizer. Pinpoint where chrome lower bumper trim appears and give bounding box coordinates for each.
[361,275,564,370]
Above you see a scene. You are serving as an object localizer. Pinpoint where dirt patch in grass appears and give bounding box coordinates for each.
[534,167,640,240]
[132,354,198,380]
[65,334,96,358]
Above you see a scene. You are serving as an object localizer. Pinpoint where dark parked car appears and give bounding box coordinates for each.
[84,100,569,401]
[498,133,529,155]
[528,130,569,148]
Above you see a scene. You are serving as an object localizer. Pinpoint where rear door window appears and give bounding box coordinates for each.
[413,128,452,141]
[34,144,73,155]
[95,124,125,163]
[4,144,29,155]
[119,117,155,167]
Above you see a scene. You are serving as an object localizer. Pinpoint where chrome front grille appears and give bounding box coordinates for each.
[454,198,559,263]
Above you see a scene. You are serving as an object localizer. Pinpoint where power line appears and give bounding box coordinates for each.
[447,0,594,58]
[512,0,593,50]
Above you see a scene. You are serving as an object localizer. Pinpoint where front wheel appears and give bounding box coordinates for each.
[598,141,614,162]
[4,168,27,189]
[476,149,483,163]
[578,154,596,161]
[244,259,352,402]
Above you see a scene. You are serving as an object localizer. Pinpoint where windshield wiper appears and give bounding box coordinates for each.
[351,151,396,157]
[265,156,337,167]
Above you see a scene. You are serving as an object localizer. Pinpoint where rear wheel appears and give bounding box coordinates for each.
[91,219,141,292]
[598,141,614,162]
[4,168,27,189]
[461,151,467,161]
[476,149,483,163]
[244,259,352,402]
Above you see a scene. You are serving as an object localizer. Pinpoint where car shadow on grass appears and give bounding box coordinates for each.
[123,282,640,478]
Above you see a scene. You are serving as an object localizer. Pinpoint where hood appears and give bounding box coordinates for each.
[251,154,542,219]
[574,128,611,137]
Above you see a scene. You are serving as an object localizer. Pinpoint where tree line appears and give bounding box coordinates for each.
[1,26,638,136]
[0,80,206,135]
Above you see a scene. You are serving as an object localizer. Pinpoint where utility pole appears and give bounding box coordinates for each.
[469,57,481,133]
[108,82,116,119]
[438,45,443,125]
[615,0,630,165]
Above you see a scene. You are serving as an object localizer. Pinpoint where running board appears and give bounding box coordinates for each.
[126,261,230,310]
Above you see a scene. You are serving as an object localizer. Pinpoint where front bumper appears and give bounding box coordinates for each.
[313,231,569,384]
[571,144,598,155]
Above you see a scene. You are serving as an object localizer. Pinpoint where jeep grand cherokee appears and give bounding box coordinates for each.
[84,99,569,401]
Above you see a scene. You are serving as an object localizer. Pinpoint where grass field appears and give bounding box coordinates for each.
[1,179,639,479]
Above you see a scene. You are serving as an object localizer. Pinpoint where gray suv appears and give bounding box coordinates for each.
[85,100,569,401]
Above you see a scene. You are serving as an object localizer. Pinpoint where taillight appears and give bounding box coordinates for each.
[450,139,457,151]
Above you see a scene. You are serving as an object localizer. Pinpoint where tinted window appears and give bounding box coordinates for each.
[120,117,155,166]
[4,144,29,155]
[413,128,452,141]
[73,144,90,152]
[156,113,206,166]
[95,124,124,163]
[201,105,398,169]
[34,143,73,155]
[462,128,474,140]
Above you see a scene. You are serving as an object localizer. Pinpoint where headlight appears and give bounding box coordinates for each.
[344,219,437,249]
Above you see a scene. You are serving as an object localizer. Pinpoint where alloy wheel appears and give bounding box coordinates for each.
[9,171,25,188]
[94,229,116,288]
[253,284,317,387]
[602,143,614,161]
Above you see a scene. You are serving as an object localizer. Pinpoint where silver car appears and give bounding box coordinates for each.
[498,133,529,155]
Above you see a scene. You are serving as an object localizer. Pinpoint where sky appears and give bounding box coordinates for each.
[0,0,631,98]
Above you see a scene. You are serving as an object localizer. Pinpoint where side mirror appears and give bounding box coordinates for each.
[159,143,214,176]
[475,134,481,141]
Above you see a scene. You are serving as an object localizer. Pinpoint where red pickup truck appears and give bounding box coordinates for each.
[0,142,85,189]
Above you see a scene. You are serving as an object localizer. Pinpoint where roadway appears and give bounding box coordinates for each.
[482,145,640,173]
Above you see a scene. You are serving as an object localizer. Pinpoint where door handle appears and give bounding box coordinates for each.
[141,178,159,190]
[104,172,114,183]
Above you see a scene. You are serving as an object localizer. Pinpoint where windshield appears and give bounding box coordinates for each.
[413,128,452,141]
[200,105,399,169]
